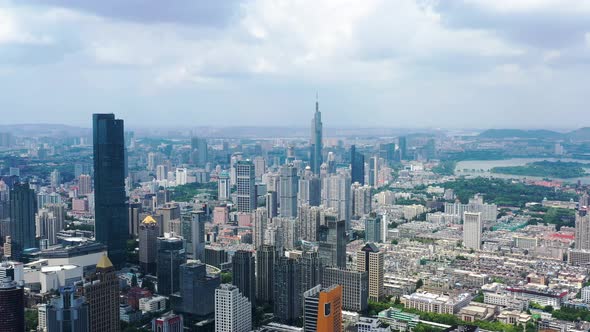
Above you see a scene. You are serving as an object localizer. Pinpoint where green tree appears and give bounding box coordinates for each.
[142,279,156,293]
[416,279,423,289]
[221,272,232,284]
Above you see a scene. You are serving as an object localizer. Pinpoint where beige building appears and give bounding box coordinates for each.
[463,212,482,250]
[356,243,384,302]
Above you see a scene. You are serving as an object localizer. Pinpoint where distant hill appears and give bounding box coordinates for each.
[479,128,590,141]
[478,129,564,139]
[0,124,90,137]
[567,127,590,140]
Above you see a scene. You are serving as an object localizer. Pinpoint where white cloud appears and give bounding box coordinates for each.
[0,8,52,44]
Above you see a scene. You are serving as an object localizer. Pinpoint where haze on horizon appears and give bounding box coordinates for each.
[0,1,588,129]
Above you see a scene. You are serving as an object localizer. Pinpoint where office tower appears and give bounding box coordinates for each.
[273,256,302,324]
[322,267,368,312]
[236,161,256,213]
[171,261,220,317]
[253,156,266,180]
[156,235,186,296]
[256,244,276,305]
[253,208,268,249]
[463,212,482,250]
[43,286,89,332]
[310,97,323,175]
[147,152,158,171]
[139,215,159,274]
[357,243,384,302]
[326,152,336,174]
[175,168,187,186]
[50,169,61,188]
[322,172,351,231]
[9,182,36,260]
[218,171,231,201]
[266,191,278,219]
[232,250,256,305]
[83,255,120,332]
[156,165,168,181]
[368,156,379,187]
[398,136,407,161]
[379,142,395,163]
[303,285,342,332]
[298,168,321,207]
[576,209,590,250]
[0,277,25,331]
[350,145,365,185]
[351,182,372,218]
[204,248,228,268]
[298,250,321,295]
[156,203,181,234]
[93,113,128,267]
[298,205,322,242]
[152,313,183,332]
[36,209,60,245]
[279,164,299,218]
[215,284,252,332]
[364,214,382,243]
[128,202,142,236]
[191,137,208,166]
[181,211,205,260]
[79,174,92,195]
[318,214,346,268]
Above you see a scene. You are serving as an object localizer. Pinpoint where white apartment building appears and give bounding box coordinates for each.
[215,284,252,332]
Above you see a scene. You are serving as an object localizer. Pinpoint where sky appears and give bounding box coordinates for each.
[0,0,589,129]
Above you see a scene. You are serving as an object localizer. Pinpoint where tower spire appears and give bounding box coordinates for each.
[315,92,319,113]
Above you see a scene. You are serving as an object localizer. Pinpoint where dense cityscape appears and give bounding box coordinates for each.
[3,103,590,332]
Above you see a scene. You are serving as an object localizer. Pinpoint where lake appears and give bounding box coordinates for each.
[454,158,590,184]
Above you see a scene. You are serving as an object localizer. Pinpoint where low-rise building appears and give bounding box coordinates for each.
[401,291,471,314]
[139,295,167,313]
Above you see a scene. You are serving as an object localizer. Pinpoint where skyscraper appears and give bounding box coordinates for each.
[9,182,37,260]
[575,209,590,250]
[78,174,92,195]
[398,136,407,161]
[463,212,482,250]
[83,255,120,332]
[322,172,352,231]
[232,250,256,306]
[156,235,186,296]
[298,168,321,207]
[236,161,256,213]
[256,245,276,305]
[357,243,384,302]
[298,250,321,296]
[310,97,323,175]
[298,205,322,242]
[350,145,365,185]
[253,208,268,249]
[170,261,220,317]
[0,273,24,331]
[139,215,159,274]
[318,215,347,268]
[215,284,252,332]
[218,171,231,201]
[36,209,59,246]
[279,164,299,218]
[190,137,208,166]
[42,286,89,332]
[364,214,382,243]
[303,285,342,332]
[265,191,278,219]
[273,256,302,325]
[322,267,368,312]
[93,113,128,267]
[352,182,372,218]
[368,156,379,187]
[182,211,205,260]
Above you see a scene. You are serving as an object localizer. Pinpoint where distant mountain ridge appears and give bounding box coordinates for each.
[479,128,590,140]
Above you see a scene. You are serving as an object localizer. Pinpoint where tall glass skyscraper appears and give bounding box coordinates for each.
[93,113,128,267]
[310,98,323,174]
[350,145,365,185]
[9,182,36,260]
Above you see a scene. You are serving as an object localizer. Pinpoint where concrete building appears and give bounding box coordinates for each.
[218,172,231,202]
[274,256,301,325]
[236,161,256,213]
[215,284,252,332]
[401,291,471,314]
[256,245,276,305]
[171,261,220,317]
[303,284,342,332]
[139,295,167,313]
[139,215,159,274]
[322,267,368,312]
[83,255,120,332]
[463,212,482,250]
[352,183,372,218]
[357,243,384,302]
[232,250,256,306]
[41,286,89,332]
[279,164,299,218]
[575,209,590,250]
[156,235,186,296]
[152,313,183,332]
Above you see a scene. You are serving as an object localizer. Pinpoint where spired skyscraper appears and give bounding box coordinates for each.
[310,96,323,175]
[93,114,128,267]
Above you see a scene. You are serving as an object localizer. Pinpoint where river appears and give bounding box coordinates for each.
[454,158,590,184]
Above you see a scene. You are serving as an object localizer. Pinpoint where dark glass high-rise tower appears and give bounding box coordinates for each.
[310,97,323,175]
[93,113,128,267]
[232,250,256,306]
[9,182,36,260]
[255,245,276,305]
[350,145,365,185]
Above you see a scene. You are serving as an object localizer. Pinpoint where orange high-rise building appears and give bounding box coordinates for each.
[303,284,342,332]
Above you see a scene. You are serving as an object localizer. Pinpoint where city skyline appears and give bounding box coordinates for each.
[0,1,589,128]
